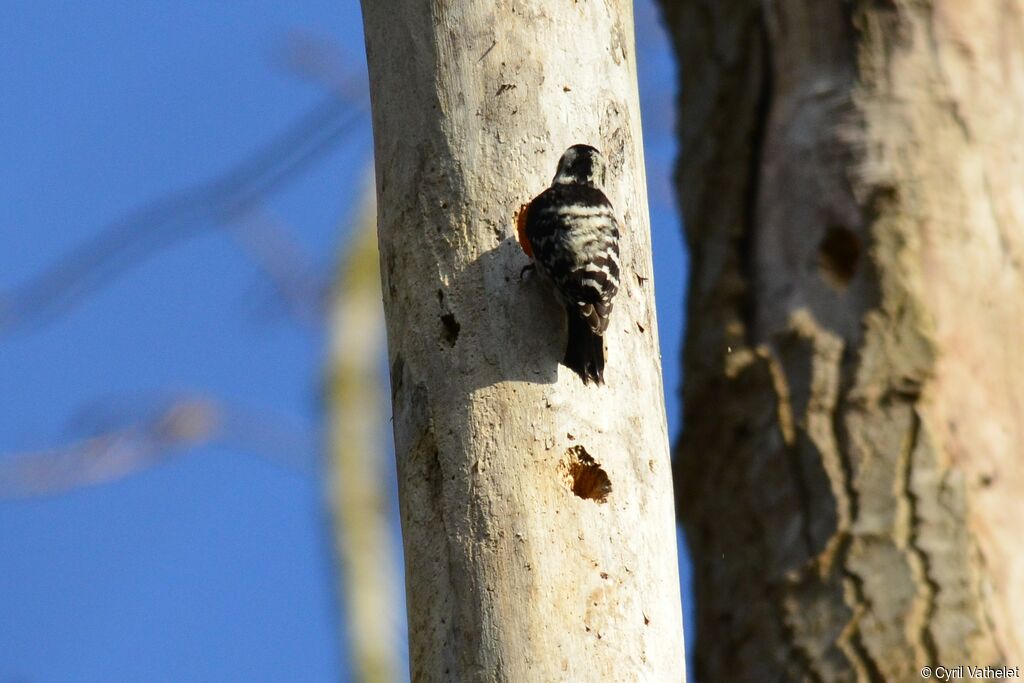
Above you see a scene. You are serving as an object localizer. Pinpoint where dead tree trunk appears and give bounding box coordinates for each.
[360,1,685,680]
[660,0,1024,680]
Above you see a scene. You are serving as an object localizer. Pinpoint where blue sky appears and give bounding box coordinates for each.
[0,2,690,680]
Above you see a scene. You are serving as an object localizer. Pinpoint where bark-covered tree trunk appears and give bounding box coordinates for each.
[661,1,1024,680]
[360,2,685,680]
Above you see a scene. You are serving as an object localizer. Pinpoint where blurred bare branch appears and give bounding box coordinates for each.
[228,209,330,327]
[328,186,404,682]
[274,30,368,99]
[0,394,316,499]
[0,95,365,334]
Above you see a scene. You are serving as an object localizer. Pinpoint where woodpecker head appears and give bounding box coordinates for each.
[552,144,606,188]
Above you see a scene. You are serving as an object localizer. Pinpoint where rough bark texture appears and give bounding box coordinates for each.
[360,1,685,681]
[661,0,1024,680]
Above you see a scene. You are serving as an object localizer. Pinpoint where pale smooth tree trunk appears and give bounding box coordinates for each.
[660,0,1024,680]
[360,1,686,680]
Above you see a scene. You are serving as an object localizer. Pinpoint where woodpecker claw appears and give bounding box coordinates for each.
[520,263,535,281]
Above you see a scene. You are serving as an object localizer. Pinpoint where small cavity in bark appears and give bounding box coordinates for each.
[818,225,861,290]
[561,445,611,503]
[441,313,460,346]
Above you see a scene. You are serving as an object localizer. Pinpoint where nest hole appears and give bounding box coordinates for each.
[440,313,460,347]
[562,445,611,503]
[818,225,862,290]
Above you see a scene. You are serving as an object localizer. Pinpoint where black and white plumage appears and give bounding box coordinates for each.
[518,144,621,384]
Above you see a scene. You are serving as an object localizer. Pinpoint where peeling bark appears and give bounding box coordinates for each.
[660,0,1024,680]
[360,1,685,680]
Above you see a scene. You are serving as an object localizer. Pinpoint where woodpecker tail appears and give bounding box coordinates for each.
[564,307,605,385]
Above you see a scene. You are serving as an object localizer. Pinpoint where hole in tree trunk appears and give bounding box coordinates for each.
[817,225,861,290]
[440,313,460,346]
[561,445,611,503]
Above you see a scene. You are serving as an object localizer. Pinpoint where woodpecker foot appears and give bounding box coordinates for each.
[520,263,535,281]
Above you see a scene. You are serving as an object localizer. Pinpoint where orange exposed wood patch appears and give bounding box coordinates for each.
[515,202,533,258]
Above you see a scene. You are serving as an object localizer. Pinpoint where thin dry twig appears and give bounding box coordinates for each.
[274,30,368,99]
[0,96,365,333]
[228,208,331,326]
[0,394,315,499]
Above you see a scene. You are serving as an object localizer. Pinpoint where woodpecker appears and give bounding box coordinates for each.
[517,144,621,384]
